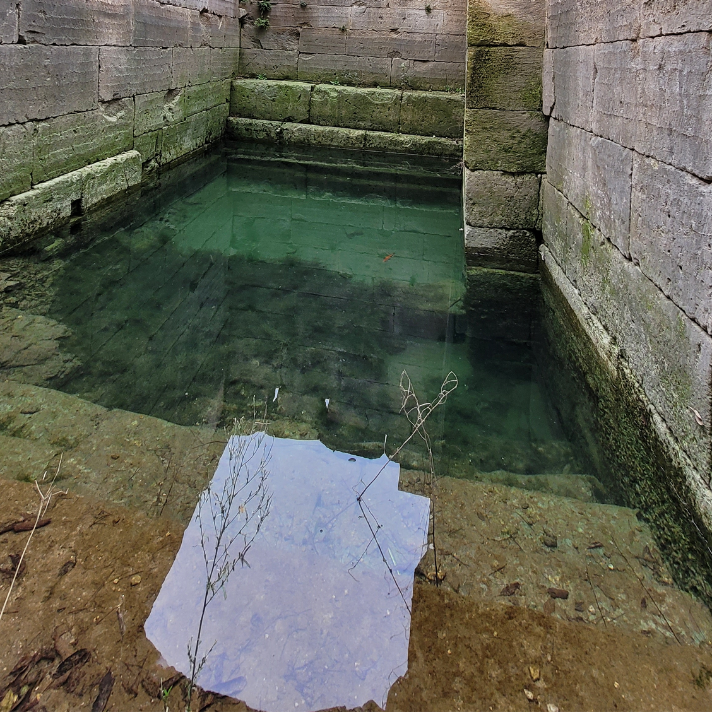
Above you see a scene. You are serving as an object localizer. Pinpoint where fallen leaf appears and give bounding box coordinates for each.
[92,670,114,712]
[587,541,604,550]
[547,587,569,600]
[689,406,704,427]
[383,253,395,262]
[499,582,521,596]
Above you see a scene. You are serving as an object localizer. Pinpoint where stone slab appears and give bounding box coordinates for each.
[0,0,18,43]
[211,47,241,80]
[542,181,712,477]
[641,0,712,36]
[546,0,641,48]
[542,48,554,116]
[464,169,540,230]
[467,0,545,47]
[400,90,464,138]
[173,47,213,87]
[299,28,347,56]
[160,103,228,164]
[230,79,311,123]
[310,85,401,132]
[546,119,632,256]
[0,123,33,201]
[346,30,436,61]
[549,45,595,132]
[298,53,391,86]
[134,129,163,164]
[391,58,465,90]
[0,45,99,125]
[33,99,135,184]
[464,108,547,172]
[135,89,184,136]
[184,80,231,117]
[635,34,712,181]
[133,0,202,48]
[435,33,467,63]
[226,116,284,143]
[99,47,173,101]
[240,48,299,80]
[242,26,300,51]
[630,155,712,336]
[0,151,142,251]
[283,122,367,150]
[362,131,462,157]
[19,0,133,45]
[465,226,538,273]
[466,46,542,111]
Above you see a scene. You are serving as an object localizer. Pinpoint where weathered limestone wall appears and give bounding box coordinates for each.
[239,0,466,90]
[228,78,463,156]
[0,0,241,250]
[542,1,712,543]
[463,0,547,274]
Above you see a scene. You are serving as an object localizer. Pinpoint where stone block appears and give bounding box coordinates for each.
[230,79,311,122]
[299,28,347,56]
[0,45,98,124]
[590,41,638,148]
[363,131,462,157]
[208,0,237,18]
[548,45,595,131]
[400,90,464,138]
[135,89,183,136]
[635,34,712,181]
[467,47,543,111]
[630,155,712,335]
[173,47,213,87]
[464,169,540,229]
[310,85,401,132]
[298,53,391,86]
[542,48,554,116]
[242,26,300,51]
[219,15,242,48]
[435,33,466,63]
[546,0,641,48]
[240,49,299,80]
[546,119,632,255]
[465,226,538,273]
[641,0,712,36]
[0,123,33,201]
[0,151,141,250]
[19,0,132,45]
[467,46,543,111]
[283,122,367,150]
[0,0,18,43]
[33,99,134,183]
[160,104,227,165]
[541,188,712,477]
[350,7,445,34]
[99,47,173,101]
[467,0,545,47]
[464,108,547,172]
[346,31,436,61]
[133,0,202,48]
[212,47,240,80]
[391,58,465,90]
[134,129,162,164]
[184,80,231,117]
[226,117,283,143]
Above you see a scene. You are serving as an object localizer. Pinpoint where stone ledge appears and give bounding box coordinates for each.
[465,226,538,273]
[226,117,463,158]
[230,79,465,139]
[0,151,142,252]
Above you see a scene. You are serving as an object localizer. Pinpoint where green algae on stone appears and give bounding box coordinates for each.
[230,79,312,123]
[467,3,545,48]
[399,91,465,139]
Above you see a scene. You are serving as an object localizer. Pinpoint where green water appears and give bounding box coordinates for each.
[3,143,602,495]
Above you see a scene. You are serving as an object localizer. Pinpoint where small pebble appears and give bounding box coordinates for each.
[524,688,535,701]
[543,534,558,549]
[547,705,560,712]
[130,574,142,586]
[529,665,540,682]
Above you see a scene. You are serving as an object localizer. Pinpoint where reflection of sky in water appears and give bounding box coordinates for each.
[145,434,430,712]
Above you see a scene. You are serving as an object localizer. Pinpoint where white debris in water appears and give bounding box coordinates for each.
[325,398,330,409]
[273,387,279,402]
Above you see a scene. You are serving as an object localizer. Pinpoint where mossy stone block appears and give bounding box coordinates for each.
[227,117,284,143]
[230,79,312,123]
[467,46,543,111]
[467,1,545,48]
[184,80,231,118]
[310,85,401,133]
[283,123,367,151]
[400,91,465,139]
[363,131,462,158]
[464,108,547,173]
[0,123,33,202]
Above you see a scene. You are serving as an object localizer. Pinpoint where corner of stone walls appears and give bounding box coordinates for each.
[463,0,547,275]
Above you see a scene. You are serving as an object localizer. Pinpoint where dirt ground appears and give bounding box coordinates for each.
[2,480,712,712]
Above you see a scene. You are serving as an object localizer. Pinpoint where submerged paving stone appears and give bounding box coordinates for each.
[146,435,430,712]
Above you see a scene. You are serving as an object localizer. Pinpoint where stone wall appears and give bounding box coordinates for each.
[463,0,547,274]
[239,0,467,90]
[0,0,240,250]
[542,1,712,531]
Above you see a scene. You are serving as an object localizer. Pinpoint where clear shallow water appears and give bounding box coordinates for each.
[11,142,602,496]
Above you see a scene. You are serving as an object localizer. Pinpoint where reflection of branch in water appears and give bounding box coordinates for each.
[351,370,458,612]
[185,418,273,711]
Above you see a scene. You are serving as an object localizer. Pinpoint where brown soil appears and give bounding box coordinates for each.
[2,480,712,712]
